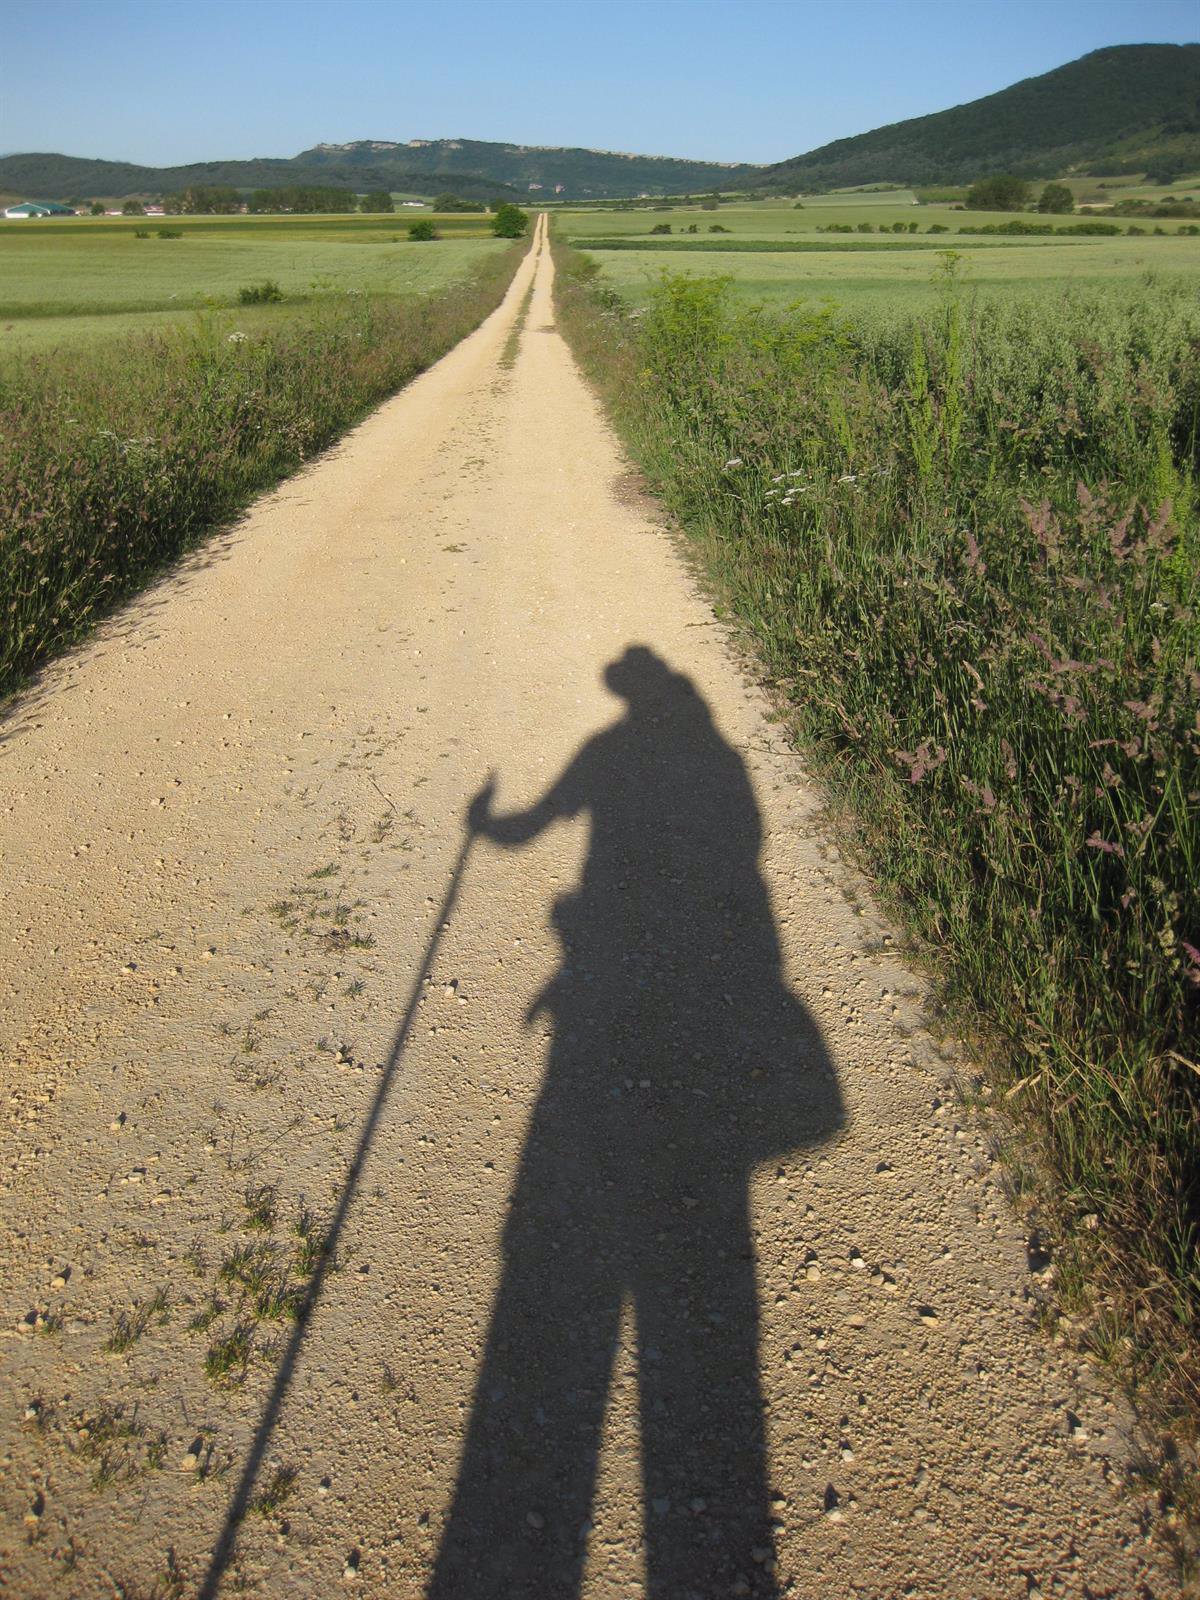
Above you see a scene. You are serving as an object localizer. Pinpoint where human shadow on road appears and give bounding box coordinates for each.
[429,646,845,1600]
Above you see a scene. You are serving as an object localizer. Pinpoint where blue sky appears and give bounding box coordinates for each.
[5,0,1197,166]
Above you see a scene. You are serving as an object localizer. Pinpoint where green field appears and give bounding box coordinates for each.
[556,197,1200,313]
[0,212,508,353]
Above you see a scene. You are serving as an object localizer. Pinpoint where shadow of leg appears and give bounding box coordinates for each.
[429,1220,622,1600]
[636,1205,779,1600]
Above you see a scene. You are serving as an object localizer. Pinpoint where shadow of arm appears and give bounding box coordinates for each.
[470,748,590,847]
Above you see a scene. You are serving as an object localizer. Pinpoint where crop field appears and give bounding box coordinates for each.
[556,197,1200,313]
[0,212,506,353]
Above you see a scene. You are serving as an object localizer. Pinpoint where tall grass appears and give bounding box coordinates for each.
[0,240,527,698]
[556,244,1200,1457]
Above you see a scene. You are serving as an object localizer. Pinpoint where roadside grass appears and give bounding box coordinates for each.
[553,238,1200,1547]
[0,236,528,700]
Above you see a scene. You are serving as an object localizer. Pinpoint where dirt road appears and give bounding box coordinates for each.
[0,216,1176,1598]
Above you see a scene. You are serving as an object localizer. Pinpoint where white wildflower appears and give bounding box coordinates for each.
[227,331,248,344]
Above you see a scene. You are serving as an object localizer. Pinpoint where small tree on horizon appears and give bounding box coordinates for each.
[1037,182,1074,214]
[965,174,1031,211]
[491,203,529,238]
[360,190,394,213]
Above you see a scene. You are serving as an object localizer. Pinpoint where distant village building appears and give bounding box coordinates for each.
[4,200,75,219]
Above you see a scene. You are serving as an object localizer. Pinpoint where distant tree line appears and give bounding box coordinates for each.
[963,175,1076,213]
[162,183,392,214]
[246,186,359,214]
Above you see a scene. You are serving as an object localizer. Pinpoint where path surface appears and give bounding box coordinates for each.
[0,217,1176,1599]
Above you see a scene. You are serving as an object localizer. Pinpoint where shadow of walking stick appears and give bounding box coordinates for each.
[197,826,476,1599]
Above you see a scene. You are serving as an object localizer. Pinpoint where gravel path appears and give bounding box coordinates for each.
[0,215,1177,1598]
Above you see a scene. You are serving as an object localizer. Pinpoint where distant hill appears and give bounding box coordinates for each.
[295,138,757,197]
[0,139,759,204]
[748,44,1200,192]
[0,151,516,204]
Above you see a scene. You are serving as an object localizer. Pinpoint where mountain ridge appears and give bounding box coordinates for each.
[748,44,1200,191]
[0,138,758,204]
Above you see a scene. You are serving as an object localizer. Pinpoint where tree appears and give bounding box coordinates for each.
[408,219,439,241]
[1037,182,1074,214]
[164,184,241,215]
[122,199,145,216]
[491,203,529,238]
[89,201,105,215]
[965,174,1030,211]
[699,197,719,210]
[360,190,394,213]
[433,192,486,213]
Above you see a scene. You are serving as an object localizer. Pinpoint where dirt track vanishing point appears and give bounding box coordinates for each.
[0,215,1178,1597]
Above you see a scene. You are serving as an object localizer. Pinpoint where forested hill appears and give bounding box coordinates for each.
[0,139,758,203]
[0,152,518,204]
[297,138,758,197]
[750,44,1200,191]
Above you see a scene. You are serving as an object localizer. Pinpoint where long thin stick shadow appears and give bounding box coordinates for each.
[198,829,475,1600]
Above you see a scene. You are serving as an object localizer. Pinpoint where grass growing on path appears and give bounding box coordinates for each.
[0,239,528,699]
[554,241,1200,1531]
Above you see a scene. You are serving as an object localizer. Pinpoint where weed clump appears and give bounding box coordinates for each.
[237,278,283,304]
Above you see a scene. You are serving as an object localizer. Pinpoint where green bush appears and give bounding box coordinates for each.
[237,279,283,304]
[649,222,672,235]
[491,203,530,239]
[1037,182,1075,214]
[157,227,182,239]
[965,173,1031,210]
[408,219,439,241]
